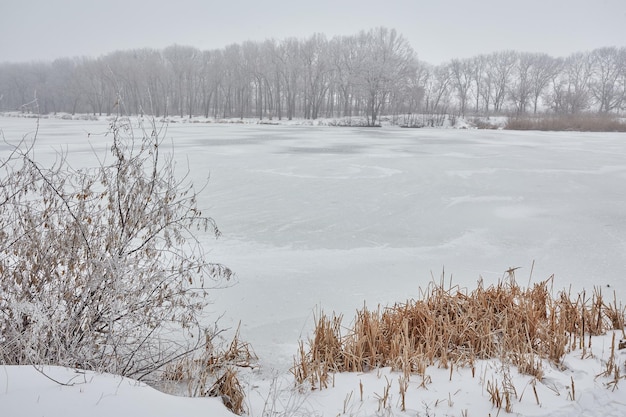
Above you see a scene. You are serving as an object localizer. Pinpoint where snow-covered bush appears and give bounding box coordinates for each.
[0,117,232,381]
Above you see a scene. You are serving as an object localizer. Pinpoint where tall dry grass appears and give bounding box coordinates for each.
[160,325,257,415]
[292,271,626,390]
[505,114,626,132]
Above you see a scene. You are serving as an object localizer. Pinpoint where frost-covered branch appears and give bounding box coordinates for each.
[0,116,232,381]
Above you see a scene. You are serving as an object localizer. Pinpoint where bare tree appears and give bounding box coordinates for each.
[218,43,251,119]
[548,52,593,114]
[391,59,427,120]
[422,64,452,126]
[352,28,417,125]
[527,53,561,114]
[329,35,359,118]
[162,45,202,118]
[470,55,488,113]
[300,34,332,120]
[590,47,624,113]
[241,41,265,120]
[488,51,517,113]
[75,58,112,116]
[450,58,474,117]
[423,64,451,112]
[197,49,223,119]
[276,38,302,120]
[509,52,532,115]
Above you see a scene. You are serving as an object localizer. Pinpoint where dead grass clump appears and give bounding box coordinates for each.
[292,312,343,390]
[293,272,626,389]
[160,325,256,414]
[505,114,626,132]
[207,368,246,415]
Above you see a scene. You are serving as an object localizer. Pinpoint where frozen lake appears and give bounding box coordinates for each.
[2,117,626,372]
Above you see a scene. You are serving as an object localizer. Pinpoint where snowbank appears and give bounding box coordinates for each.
[0,366,235,417]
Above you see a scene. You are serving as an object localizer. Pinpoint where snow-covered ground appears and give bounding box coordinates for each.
[1,116,626,416]
[0,365,233,417]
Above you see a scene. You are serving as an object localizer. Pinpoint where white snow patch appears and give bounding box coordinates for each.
[0,366,234,417]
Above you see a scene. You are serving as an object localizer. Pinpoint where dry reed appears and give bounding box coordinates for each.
[505,114,626,132]
[293,272,625,390]
[161,325,256,414]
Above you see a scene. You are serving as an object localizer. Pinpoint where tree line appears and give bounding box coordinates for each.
[1,27,624,124]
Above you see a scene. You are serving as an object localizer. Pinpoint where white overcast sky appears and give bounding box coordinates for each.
[1,0,625,64]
